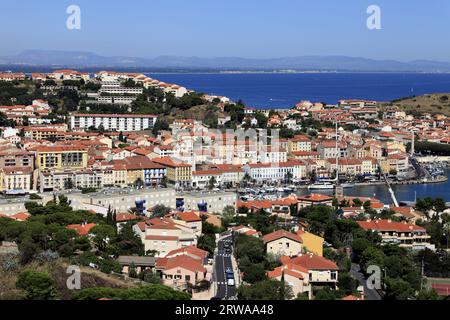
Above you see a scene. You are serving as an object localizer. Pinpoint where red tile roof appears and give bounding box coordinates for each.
[356,219,425,232]
[157,255,206,273]
[263,230,302,244]
[66,223,96,236]
[290,253,338,270]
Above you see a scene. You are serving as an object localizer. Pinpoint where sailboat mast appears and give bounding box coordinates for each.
[335,121,339,183]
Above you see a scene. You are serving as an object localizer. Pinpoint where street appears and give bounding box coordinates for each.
[213,235,237,299]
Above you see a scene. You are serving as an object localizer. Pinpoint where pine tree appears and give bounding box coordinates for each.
[106,205,112,225]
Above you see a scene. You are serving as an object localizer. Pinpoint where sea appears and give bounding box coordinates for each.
[148,72,450,203]
[149,72,450,108]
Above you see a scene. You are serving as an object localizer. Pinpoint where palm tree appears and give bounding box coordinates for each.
[285,171,293,184]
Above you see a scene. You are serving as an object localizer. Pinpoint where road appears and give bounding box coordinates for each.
[213,235,237,299]
[350,263,382,300]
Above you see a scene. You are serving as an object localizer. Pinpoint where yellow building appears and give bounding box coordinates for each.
[0,167,34,193]
[152,157,192,188]
[297,230,324,257]
[35,146,88,171]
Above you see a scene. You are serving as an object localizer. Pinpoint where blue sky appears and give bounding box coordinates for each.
[0,0,449,61]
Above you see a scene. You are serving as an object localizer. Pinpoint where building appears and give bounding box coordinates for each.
[61,188,177,215]
[267,263,311,299]
[33,146,88,171]
[263,230,303,257]
[156,255,208,289]
[288,253,339,287]
[297,194,333,209]
[296,230,324,257]
[178,191,238,213]
[134,217,198,257]
[0,167,34,193]
[356,219,434,250]
[152,157,192,188]
[70,114,157,132]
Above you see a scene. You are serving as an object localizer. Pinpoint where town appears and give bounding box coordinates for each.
[0,69,449,301]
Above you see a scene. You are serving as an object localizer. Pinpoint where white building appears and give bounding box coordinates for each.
[70,114,157,132]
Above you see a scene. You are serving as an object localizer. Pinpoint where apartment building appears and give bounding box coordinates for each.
[0,148,34,170]
[0,167,34,193]
[357,219,434,250]
[288,135,312,153]
[33,146,88,171]
[70,114,157,132]
[152,157,192,188]
[63,188,177,214]
[244,160,307,183]
[178,191,237,213]
[38,169,103,192]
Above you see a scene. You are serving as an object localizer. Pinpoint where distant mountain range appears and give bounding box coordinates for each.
[2,50,450,72]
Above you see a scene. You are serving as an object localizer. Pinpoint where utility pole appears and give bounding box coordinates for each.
[420,257,424,291]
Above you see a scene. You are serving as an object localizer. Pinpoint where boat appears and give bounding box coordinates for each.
[308,182,335,190]
[340,183,355,188]
[276,187,285,193]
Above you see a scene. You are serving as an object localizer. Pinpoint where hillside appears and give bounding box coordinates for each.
[391,93,450,116]
[0,259,137,300]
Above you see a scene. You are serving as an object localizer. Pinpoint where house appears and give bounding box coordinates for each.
[231,225,260,237]
[134,217,198,257]
[156,255,208,289]
[263,230,303,257]
[165,245,209,262]
[297,194,333,209]
[171,211,203,236]
[267,263,312,299]
[288,253,339,287]
[118,255,156,274]
[356,219,434,250]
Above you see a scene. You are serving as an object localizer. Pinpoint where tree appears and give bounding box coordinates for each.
[160,175,169,187]
[208,176,217,190]
[389,169,398,176]
[284,171,293,184]
[242,263,266,283]
[72,284,190,300]
[314,287,337,300]
[151,204,171,218]
[129,262,138,278]
[198,233,216,254]
[64,178,74,190]
[416,289,442,300]
[134,177,144,188]
[90,225,116,251]
[238,280,293,300]
[384,277,415,300]
[222,206,236,224]
[16,271,56,300]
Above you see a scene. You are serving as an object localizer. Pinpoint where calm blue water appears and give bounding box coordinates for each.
[295,169,450,204]
[149,73,450,108]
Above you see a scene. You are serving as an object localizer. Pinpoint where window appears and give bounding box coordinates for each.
[331,271,337,280]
